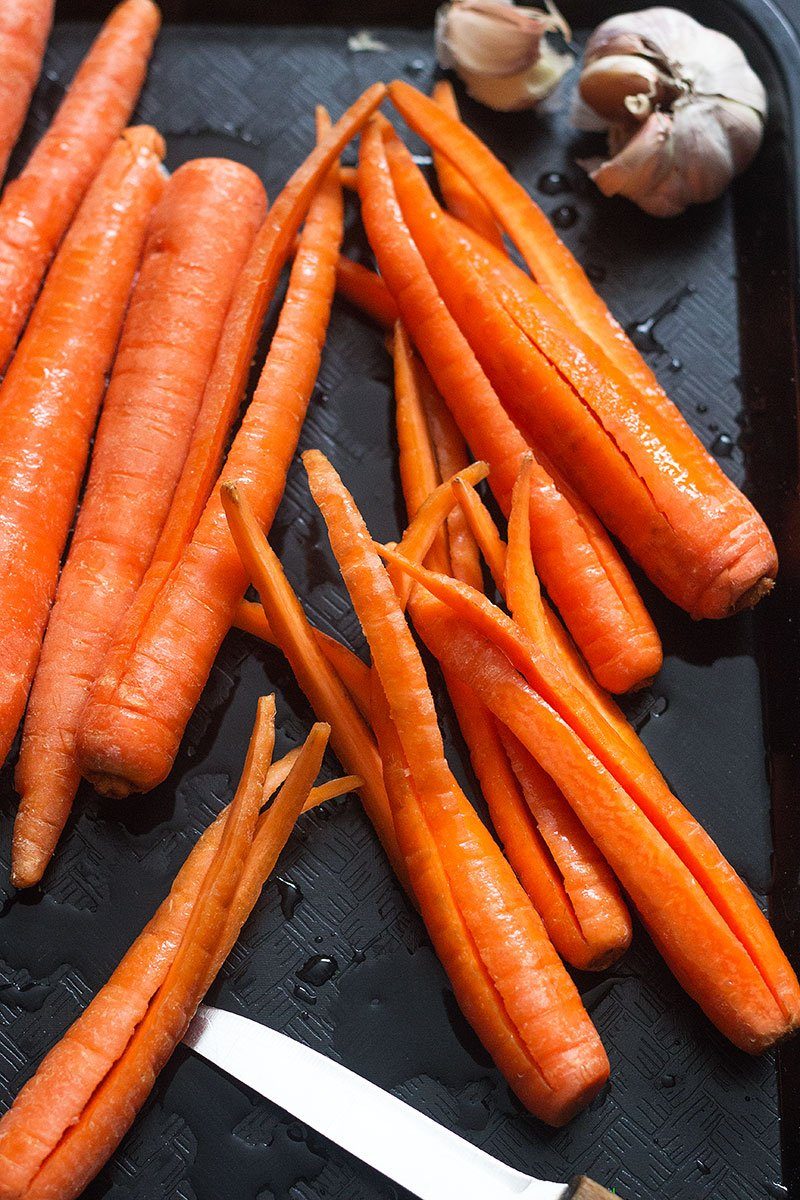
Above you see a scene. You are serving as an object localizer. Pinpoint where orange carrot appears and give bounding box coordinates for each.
[0,0,160,374]
[304,448,609,1123]
[339,164,358,190]
[77,94,379,797]
[431,80,503,248]
[221,480,407,887]
[12,158,266,888]
[335,255,397,327]
[358,118,660,692]
[303,773,363,813]
[505,452,552,648]
[451,475,507,592]
[0,125,164,772]
[0,0,53,186]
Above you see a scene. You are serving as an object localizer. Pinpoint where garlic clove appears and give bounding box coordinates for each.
[584,111,680,217]
[459,40,572,110]
[436,0,547,78]
[578,53,678,124]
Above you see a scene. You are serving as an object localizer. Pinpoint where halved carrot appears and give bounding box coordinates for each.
[506,452,552,649]
[0,0,160,374]
[304,448,609,1123]
[77,96,375,797]
[336,255,397,327]
[451,475,507,592]
[431,80,503,249]
[0,0,53,186]
[0,125,165,772]
[12,158,266,889]
[358,118,660,692]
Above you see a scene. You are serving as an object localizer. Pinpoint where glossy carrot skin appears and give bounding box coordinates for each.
[12,159,266,888]
[431,80,503,249]
[335,255,397,327]
[0,126,165,770]
[0,0,53,185]
[0,0,160,374]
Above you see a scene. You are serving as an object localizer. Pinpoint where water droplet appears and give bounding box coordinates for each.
[696,1159,711,1176]
[297,954,338,986]
[711,432,734,458]
[286,1122,305,1142]
[538,171,571,196]
[766,1184,788,1198]
[696,402,708,414]
[652,695,668,717]
[627,285,694,356]
[293,983,317,1005]
[585,263,606,284]
[669,357,683,372]
[277,877,303,920]
[405,58,426,76]
[708,421,719,433]
[551,204,577,230]
[411,153,433,167]
[352,948,366,963]
[660,1073,677,1089]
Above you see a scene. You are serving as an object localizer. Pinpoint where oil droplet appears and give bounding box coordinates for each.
[551,204,577,230]
[660,1073,677,1089]
[696,402,708,414]
[627,285,694,356]
[412,153,433,167]
[669,356,683,372]
[538,171,571,195]
[711,432,734,458]
[708,421,719,433]
[277,877,303,920]
[652,695,668,717]
[352,948,366,963]
[586,263,606,284]
[297,954,338,986]
[766,1184,789,1198]
[293,983,317,1005]
[696,1160,711,1175]
[405,58,426,75]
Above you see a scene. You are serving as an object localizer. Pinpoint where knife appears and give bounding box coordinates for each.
[184,1005,617,1200]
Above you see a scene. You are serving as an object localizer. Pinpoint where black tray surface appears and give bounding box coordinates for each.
[1,3,800,1199]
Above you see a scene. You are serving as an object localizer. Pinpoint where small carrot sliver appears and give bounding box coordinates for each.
[0,0,53,186]
[336,255,397,327]
[451,476,507,593]
[431,80,504,249]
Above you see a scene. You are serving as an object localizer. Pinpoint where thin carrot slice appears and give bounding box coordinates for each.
[339,164,358,190]
[12,159,267,888]
[303,774,363,813]
[221,481,407,887]
[0,0,53,186]
[0,126,165,772]
[0,0,160,374]
[431,80,504,249]
[336,255,397,327]
[451,476,507,593]
[506,452,552,650]
[304,448,609,1123]
[357,118,660,693]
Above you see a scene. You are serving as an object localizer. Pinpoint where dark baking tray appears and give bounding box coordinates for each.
[1,1,800,1197]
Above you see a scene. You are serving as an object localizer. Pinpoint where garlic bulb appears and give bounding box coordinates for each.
[435,0,572,112]
[574,7,767,217]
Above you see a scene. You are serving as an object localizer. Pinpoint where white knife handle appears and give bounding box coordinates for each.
[565,1177,618,1199]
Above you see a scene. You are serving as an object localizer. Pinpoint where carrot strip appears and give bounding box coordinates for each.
[304,448,609,1123]
[339,164,358,190]
[0,0,160,375]
[358,119,660,693]
[77,94,381,797]
[12,159,266,888]
[431,80,503,249]
[220,481,407,887]
[303,774,363,813]
[0,0,53,186]
[0,696,276,1200]
[0,126,164,771]
[451,476,507,592]
[336,255,397,327]
[506,452,552,649]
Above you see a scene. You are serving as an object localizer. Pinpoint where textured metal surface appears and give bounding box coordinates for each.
[0,8,798,1200]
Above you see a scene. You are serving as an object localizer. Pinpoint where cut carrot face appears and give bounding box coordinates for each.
[0,0,53,186]
[335,255,398,327]
[0,125,165,773]
[12,158,267,889]
[0,0,160,374]
[431,80,504,249]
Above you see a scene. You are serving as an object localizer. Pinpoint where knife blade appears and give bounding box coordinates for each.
[184,1005,613,1200]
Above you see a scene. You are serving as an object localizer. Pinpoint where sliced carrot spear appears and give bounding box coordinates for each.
[451,475,507,592]
[358,118,661,693]
[12,158,267,889]
[0,125,165,771]
[335,255,397,327]
[304,448,609,1123]
[0,0,53,186]
[0,0,160,375]
[506,452,554,650]
[339,164,358,190]
[431,80,504,249]
[77,96,378,797]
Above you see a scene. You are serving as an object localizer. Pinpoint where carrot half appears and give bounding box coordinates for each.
[335,255,397,327]
[77,96,373,797]
[0,125,164,772]
[304,448,609,1123]
[431,80,503,249]
[0,0,160,375]
[358,118,660,693]
[0,0,53,186]
[12,158,266,889]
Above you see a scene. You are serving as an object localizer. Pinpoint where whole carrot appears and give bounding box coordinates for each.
[12,159,266,889]
[0,125,164,772]
[0,0,53,186]
[335,255,397,327]
[0,0,160,375]
[431,80,503,248]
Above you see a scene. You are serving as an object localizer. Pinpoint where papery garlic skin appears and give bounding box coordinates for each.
[435,0,572,112]
[575,7,767,217]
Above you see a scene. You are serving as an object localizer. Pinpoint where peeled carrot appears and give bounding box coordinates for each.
[335,255,397,327]
[452,475,507,592]
[0,125,164,772]
[78,95,375,797]
[12,159,266,888]
[0,0,53,186]
[304,448,609,1123]
[431,80,503,249]
[339,164,358,190]
[0,0,160,375]
[358,118,661,693]
[506,452,552,649]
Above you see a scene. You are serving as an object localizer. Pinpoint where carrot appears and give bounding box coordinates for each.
[0,695,276,1200]
[335,255,397,327]
[303,774,363,813]
[339,164,358,190]
[221,480,407,888]
[451,475,507,592]
[358,118,661,693]
[388,83,778,618]
[506,452,553,649]
[0,125,164,772]
[431,80,503,249]
[12,158,266,889]
[0,0,160,375]
[0,0,53,186]
[77,94,379,797]
[304,448,609,1123]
